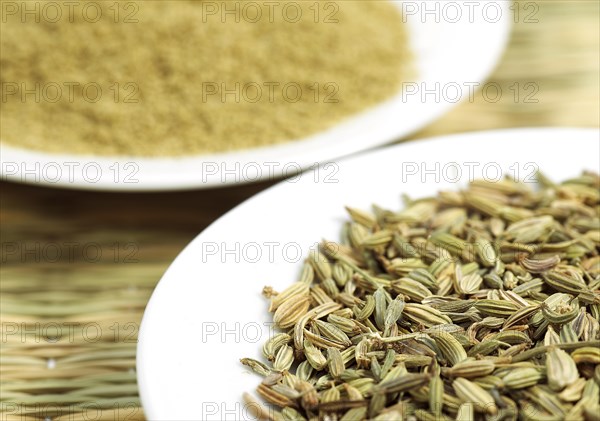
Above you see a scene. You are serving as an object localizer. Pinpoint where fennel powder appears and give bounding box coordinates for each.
[1,1,411,156]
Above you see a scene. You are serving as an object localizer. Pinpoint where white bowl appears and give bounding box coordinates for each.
[0,1,511,191]
[137,127,600,419]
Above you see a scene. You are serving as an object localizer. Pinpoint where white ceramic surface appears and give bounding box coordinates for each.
[0,1,511,191]
[137,128,600,420]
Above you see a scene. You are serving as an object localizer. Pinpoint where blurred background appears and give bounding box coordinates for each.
[1,0,599,419]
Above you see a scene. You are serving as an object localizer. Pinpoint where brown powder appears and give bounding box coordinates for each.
[1,0,411,156]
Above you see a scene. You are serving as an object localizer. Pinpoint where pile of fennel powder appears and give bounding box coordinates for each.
[0,1,411,156]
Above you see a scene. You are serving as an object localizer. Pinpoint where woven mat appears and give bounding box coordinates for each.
[1,1,599,420]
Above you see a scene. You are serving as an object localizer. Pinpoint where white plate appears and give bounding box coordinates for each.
[137,128,600,420]
[0,1,511,191]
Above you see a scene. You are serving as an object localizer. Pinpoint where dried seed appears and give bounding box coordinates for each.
[501,367,543,390]
[520,255,561,273]
[244,393,283,421]
[375,373,430,394]
[473,299,519,317]
[546,348,579,391]
[327,348,345,379]
[543,269,588,295]
[297,380,318,413]
[571,347,600,364]
[456,402,475,421]
[296,361,313,382]
[542,293,579,324]
[273,295,310,329]
[362,229,394,249]
[263,333,292,362]
[384,297,405,335]
[339,406,367,421]
[314,320,352,347]
[373,287,388,330]
[353,295,375,321]
[257,384,297,408]
[294,302,341,351]
[403,303,452,327]
[241,358,272,377]
[430,331,467,366]
[558,377,586,402]
[270,282,310,312]
[343,383,365,401]
[368,392,387,419]
[304,340,327,370]
[298,263,315,285]
[505,216,554,244]
[273,345,294,372]
[503,305,541,329]
[492,330,532,345]
[428,374,443,415]
[303,329,345,350]
[452,378,498,415]
[408,268,439,291]
[345,206,376,229]
[467,340,507,357]
[446,359,495,379]
[392,278,433,302]
[521,386,566,418]
[281,407,307,421]
[544,325,561,346]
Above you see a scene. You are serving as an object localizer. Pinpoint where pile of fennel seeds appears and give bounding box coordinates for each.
[242,172,600,421]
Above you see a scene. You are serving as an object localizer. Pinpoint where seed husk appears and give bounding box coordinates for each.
[314,320,352,347]
[501,367,544,390]
[428,374,443,415]
[304,340,327,370]
[473,299,519,317]
[452,378,498,415]
[327,348,345,379]
[445,359,495,379]
[273,295,310,329]
[375,373,431,394]
[503,305,541,329]
[263,333,292,362]
[546,348,579,391]
[456,402,475,421]
[241,358,272,377]
[403,303,452,327]
[273,345,295,372]
[257,384,297,408]
[430,331,467,366]
[269,282,310,312]
[571,347,600,364]
[558,377,586,402]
